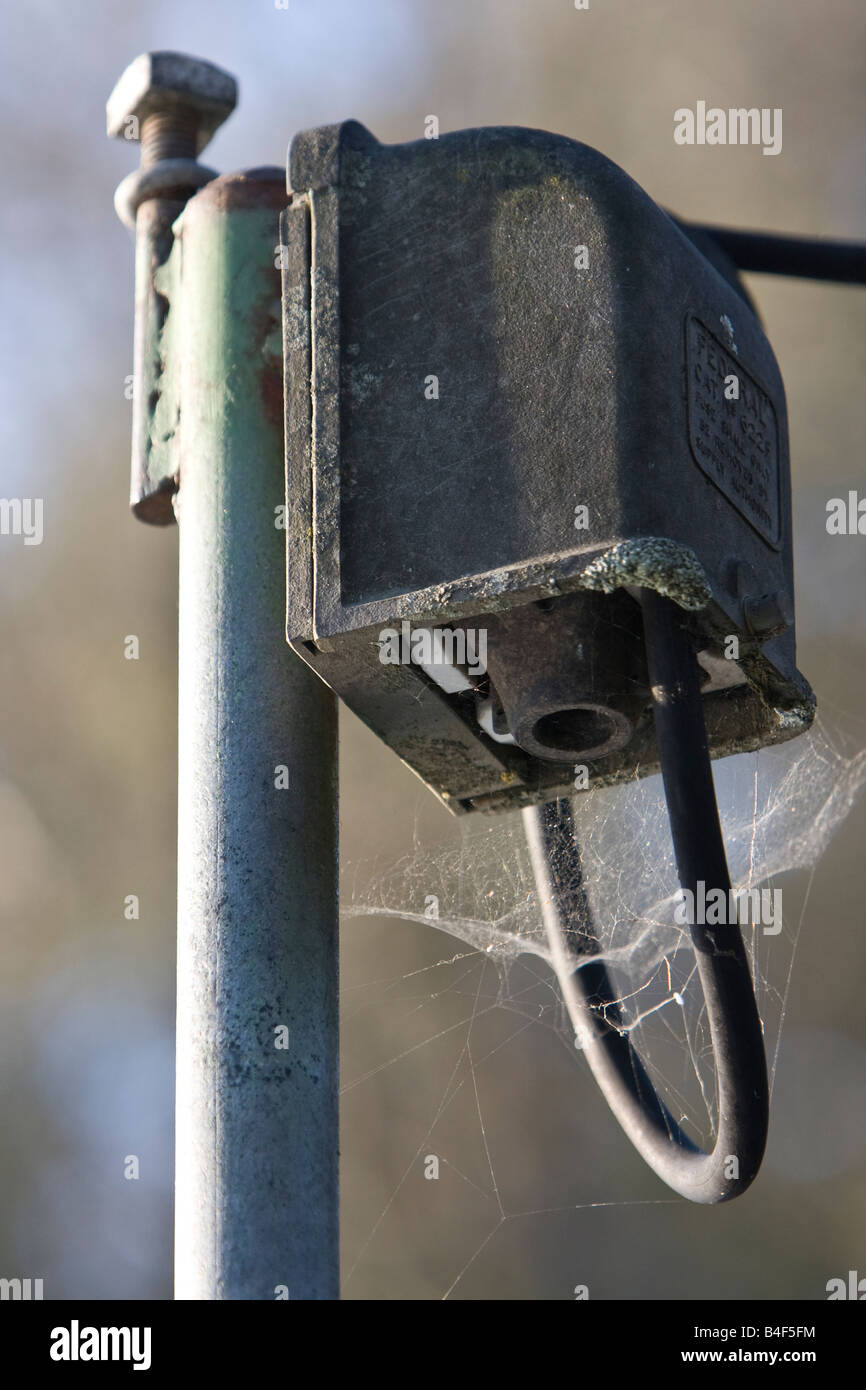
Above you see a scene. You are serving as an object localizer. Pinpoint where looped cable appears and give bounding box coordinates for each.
[523,588,769,1204]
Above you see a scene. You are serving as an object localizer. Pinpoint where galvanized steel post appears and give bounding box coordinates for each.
[109,57,340,1300]
[172,171,339,1301]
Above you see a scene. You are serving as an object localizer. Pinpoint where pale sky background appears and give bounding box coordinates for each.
[0,0,864,1299]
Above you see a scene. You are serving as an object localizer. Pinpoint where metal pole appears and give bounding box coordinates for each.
[170,170,339,1299]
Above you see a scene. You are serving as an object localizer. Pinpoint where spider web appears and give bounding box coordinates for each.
[339,713,866,1297]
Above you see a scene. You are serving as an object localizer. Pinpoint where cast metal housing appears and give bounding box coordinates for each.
[281,121,813,813]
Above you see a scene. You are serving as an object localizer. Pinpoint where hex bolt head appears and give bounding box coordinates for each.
[107,51,238,165]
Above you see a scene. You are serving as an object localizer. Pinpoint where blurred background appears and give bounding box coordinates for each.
[0,0,864,1300]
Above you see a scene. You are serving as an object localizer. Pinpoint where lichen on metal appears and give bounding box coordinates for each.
[579,538,712,611]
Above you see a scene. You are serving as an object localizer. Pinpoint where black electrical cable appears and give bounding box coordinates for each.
[523,589,769,1203]
[688,225,866,285]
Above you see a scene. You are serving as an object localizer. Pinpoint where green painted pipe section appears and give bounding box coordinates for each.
[165,169,339,1299]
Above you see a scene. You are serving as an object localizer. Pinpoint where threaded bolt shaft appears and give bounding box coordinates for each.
[140,108,201,166]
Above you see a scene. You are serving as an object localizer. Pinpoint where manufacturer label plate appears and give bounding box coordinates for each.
[686,316,781,548]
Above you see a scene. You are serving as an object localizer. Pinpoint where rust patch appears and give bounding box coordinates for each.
[186,168,286,217]
[260,349,284,430]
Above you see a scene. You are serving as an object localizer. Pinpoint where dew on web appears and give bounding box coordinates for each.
[339,713,866,1296]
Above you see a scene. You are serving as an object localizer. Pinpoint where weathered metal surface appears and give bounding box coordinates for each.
[107,51,237,154]
[170,171,339,1300]
[282,121,814,814]
[108,52,237,521]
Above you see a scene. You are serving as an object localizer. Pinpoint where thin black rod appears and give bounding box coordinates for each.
[689,225,866,285]
[523,589,769,1203]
